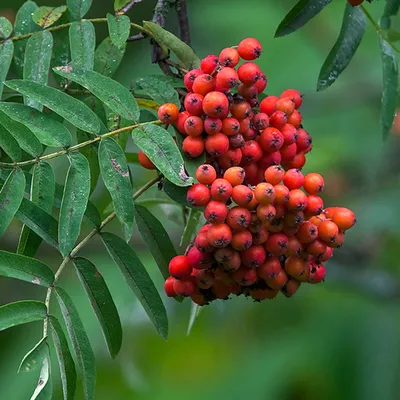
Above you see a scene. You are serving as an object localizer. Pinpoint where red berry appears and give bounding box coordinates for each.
[173,278,196,297]
[252,113,270,130]
[200,54,218,74]
[254,182,275,204]
[176,111,190,135]
[331,207,356,231]
[254,72,267,93]
[204,200,229,224]
[182,136,204,158]
[232,184,254,206]
[318,220,339,243]
[238,62,261,85]
[224,166,245,186]
[184,115,204,137]
[241,245,266,268]
[210,178,233,202]
[287,109,302,128]
[264,165,285,185]
[284,256,309,282]
[258,151,282,169]
[203,91,229,118]
[164,276,177,297]
[296,128,312,151]
[186,184,211,207]
[192,74,216,96]
[238,38,262,60]
[231,229,253,251]
[241,140,263,164]
[222,117,240,136]
[275,98,295,116]
[226,206,251,231]
[258,256,282,280]
[219,47,240,67]
[205,132,229,156]
[184,93,204,116]
[138,150,156,170]
[207,223,233,248]
[169,255,192,279]
[184,68,202,91]
[218,147,242,169]
[259,127,284,152]
[260,96,279,116]
[280,143,297,162]
[287,189,308,211]
[204,117,222,135]
[280,89,302,109]
[296,221,318,244]
[309,263,326,284]
[305,195,324,216]
[187,246,213,269]
[196,164,217,185]
[269,111,287,130]
[256,203,276,222]
[274,184,290,204]
[283,168,305,190]
[304,173,325,195]
[281,124,298,145]
[265,233,289,256]
[194,232,214,253]
[232,266,257,286]
[230,100,252,120]
[216,67,239,89]
[158,103,179,123]
[266,269,288,290]
[281,278,301,297]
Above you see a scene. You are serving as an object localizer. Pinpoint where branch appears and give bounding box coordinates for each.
[116,0,143,15]
[0,120,162,168]
[176,0,191,46]
[43,175,161,335]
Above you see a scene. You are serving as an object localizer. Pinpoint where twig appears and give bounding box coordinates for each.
[116,0,143,15]
[176,0,191,46]
[43,175,161,335]
[0,120,162,168]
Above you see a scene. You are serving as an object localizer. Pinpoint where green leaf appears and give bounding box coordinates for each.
[187,302,202,336]
[162,179,195,209]
[54,68,139,122]
[275,0,332,38]
[0,250,54,287]
[73,257,123,359]
[132,125,192,187]
[31,346,52,400]
[54,287,96,400]
[0,300,47,331]
[23,31,53,111]
[0,103,72,147]
[33,6,68,29]
[138,74,184,88]
[0,110,42,157]
[100,232,169,340]
[317,4,366,91]
[143,21,200,69]
[18,337,48,373]
[107,14,130,49]
[18,162,55,257]
[49,316,77,400]
[16,198,59,249]
[0,122,21,161]
[67,0,92,21]
[381,0,400,29]
[134,204,177,280]
[132,76,180,107]
[380,38,398,140]
[114,0,132,12]
[51,14,70,88]
[94,37,125,78]
[59,152,90,257]
[70,21,96,71]
[0,169,25,237]
[0,17,12,39]
[13,1,40,76]
[179,208,201,251]
[0,40,13,99]
[5,80,101,134]
[98,138,134,240]
[77,130,100,194]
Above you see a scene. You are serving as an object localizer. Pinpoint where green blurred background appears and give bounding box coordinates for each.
[1,0,400,399]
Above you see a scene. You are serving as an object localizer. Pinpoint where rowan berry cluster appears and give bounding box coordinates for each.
[347,0,371,6]
[139,37,356,305]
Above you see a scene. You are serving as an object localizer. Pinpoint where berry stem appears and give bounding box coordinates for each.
[43,175,161,336]
[0,120,162,168]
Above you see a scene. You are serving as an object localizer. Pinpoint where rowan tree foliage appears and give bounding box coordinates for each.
[0,0,398,399]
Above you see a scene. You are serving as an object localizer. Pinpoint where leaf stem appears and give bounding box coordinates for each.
[0,120,162,168]
[43,175,161,335]
[11,18,152,42]
[361,4,400,54]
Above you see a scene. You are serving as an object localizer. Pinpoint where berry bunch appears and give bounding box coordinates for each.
[164,164,356,305]
[347,0,371,6]
[139,37,356,305]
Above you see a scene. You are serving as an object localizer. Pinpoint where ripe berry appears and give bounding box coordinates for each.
[287,236,303,257]
[256,203,276,222]
[196,164,217,185]
[216,67,239,89]
[347,0,364,6]
[207,223,233,248]
[252,113,270,130]
[158,103,179,123]
[242,127,258,141]
[296,128,312,151]
[230,100,252,120]
[305,195,324,216]
[238,62,261,85]
[281,278,301,297]
[205,132,229,156]
[232,266,257,286]
[224,166,245,186]
[238,38,262,60]
[241,140,263,164]
[258,256,282,280]
[195,269,215,289]
[138,150,156,170]
[192,74,216,96]
[284,256,309,282]
[241,245,267,268]
[287,109,302,128]
[260,96,279,116]
[283,169,304,190]
[280,143,297,163]
[281,124,298,145]
[280,89,302,109]
[169,255,192,279]
[296,221,318,244]
[173,278,196,297]
[319,246,333,262]
[184,93,204,116]
[204,200,229,224]
[214,246,236,263]
[204,117,222,135]
[259,127,284,152]
[219,47,240,67]
[232,185,254,206]
[194,232,214,253]
[251,287,279,301]
[184,68,202,91]
[307,239,327,258]
[265,233,289,256]
[229,133,245,148]
[231,229,253,251]
[265,269,288,290]
[318,220,339,243]
[218,147,242,169]
[275,98,295,116]
[211,178,233,202]
[184,115,204,137]
[309,262,326,284]
[203,91,229,118]
[164,276,177,297]
[287,189,308,211]
[254,72,267,93]
[182,136,204,158]
[187,246,213,269]
[258,151,282,169]
[222,117,240,136]
[212,280,232,299]
[304,173,325,195]
[284,152,306,170]
[283,210,304,228]
[264,165,284,185]
[254,182,276,204]
[274,184,290,204]
[249,213,263,233]
[252,227,269,245]
[331,207,356,231]
[200,54,218,74]
[186,184,211,207]
[238,84,258,102]
[239,118,251,133]
[222,251,241,272]
[269,111,288,130]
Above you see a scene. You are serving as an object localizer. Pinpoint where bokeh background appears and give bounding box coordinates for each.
[1,0,400,399]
